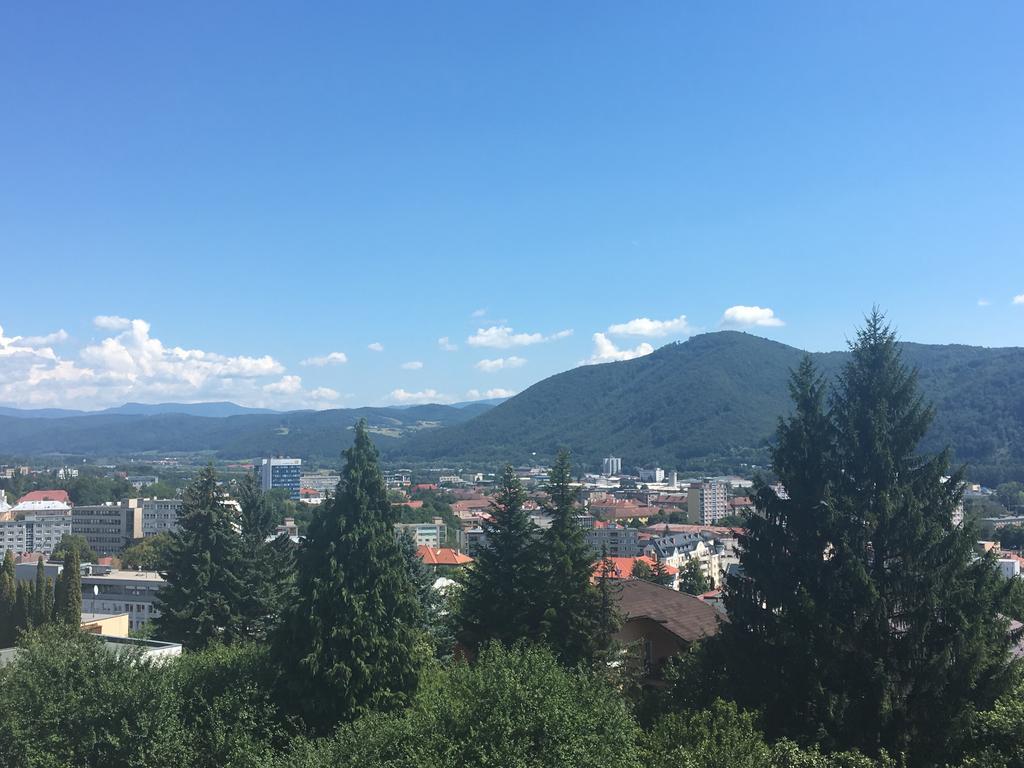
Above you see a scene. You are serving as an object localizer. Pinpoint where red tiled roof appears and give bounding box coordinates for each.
[417,546,473,567]
[16,489,70,505]
[593,555,678,581]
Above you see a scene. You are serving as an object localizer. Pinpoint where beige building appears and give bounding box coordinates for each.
[72,500,143,555]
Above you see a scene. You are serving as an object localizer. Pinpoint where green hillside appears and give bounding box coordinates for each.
[393,332,1024,482]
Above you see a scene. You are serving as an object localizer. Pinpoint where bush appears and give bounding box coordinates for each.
[0,626,187,768]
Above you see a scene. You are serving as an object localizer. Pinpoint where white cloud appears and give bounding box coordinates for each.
[978,299,991,307]
[465,388,517,400]
[467,325,573,348]
[1013,294,1024,305]
[0,318,351,410]
[300,351,348,367]
[401,361,424,370]
[389,388,452,404]
[263,375,303,395]
[438,336,458,352]
[471,308,487,318]
[93,315,133,331]
[720,305,785,328]
[21,329,69,346]
[368,342,384,352]
[309,387,341,402]
[583,332,654,364]
[475,356,526,372]
[608,314,694,338]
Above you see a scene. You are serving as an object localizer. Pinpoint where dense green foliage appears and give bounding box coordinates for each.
[536,450,614,666]
[51,534,97,565]
[119,531,175,570]
[54,549,81,626]
[154,466,248,649]
[676,558,711,595]
[719,315,1014,765]
[273,420,422,733]
[456,466,542,653]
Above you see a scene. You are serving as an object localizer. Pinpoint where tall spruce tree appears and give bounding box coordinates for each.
[274,420,421,733]
[13,581,32,634]
[235,473,294,641]
[55,549,81,626]
[0,550,16,646]
[720,355,838,742]
[153,465,246,649]
[536,450,607,667]
[456,465,543,653]
[721,312,1012,764]
[31,558,52,628]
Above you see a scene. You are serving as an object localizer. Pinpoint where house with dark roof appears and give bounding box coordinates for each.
[612,578,723,678]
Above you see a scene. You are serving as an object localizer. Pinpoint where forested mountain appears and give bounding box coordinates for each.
[1,332,1022,483]
[0,403,494,462]
[394,332,1024,482]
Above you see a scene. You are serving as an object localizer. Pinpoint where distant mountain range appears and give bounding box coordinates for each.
[1,333,1022,483]
[0,401,280,419]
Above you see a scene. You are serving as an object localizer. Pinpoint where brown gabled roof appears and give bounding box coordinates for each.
[614,579,722,643]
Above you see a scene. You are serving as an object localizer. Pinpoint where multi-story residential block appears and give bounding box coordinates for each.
[0,514,73,556]
[602,457,622,476]
[394,521,447,548]
[299,473,340,495]
[639,467,666,484]
[80,568,166,633]
[72,500,143,555]
[687,479,729,525]
[141,498,184,537]
[586,521,642,558]
[259,458,302,500]
[126,475,159,489]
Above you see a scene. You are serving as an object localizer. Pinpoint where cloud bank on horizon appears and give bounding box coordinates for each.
[0,305,796,410]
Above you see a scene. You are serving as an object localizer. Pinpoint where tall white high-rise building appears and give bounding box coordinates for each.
[601,457,622,476]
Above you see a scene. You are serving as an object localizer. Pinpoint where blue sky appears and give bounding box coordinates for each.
[1,3,1023,410]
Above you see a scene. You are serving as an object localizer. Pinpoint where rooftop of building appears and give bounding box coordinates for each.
[16,489,70,505]
[417,546,473,567]
[614,579,723,643]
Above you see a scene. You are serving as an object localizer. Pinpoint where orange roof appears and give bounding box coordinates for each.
[16,489,70,505]
[593,555,678,581]
[417,546,473,567]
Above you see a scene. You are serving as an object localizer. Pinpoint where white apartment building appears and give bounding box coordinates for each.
[0,514,73,556]
[141,498,184,536]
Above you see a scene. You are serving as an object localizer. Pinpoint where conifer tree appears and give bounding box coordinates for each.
[721,312,1012,764]
[536,450,606,667]
[31,558,51,628]
[154,466,246,649]
[0,550,16,647]
[274,421,421,733]
[652,557,675,588]
[235,473,293,641]
[594,546,623,661]
[676,559,709,594]
[13,581,32,634]
[55,549,81,626]
[456,465,542,653]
